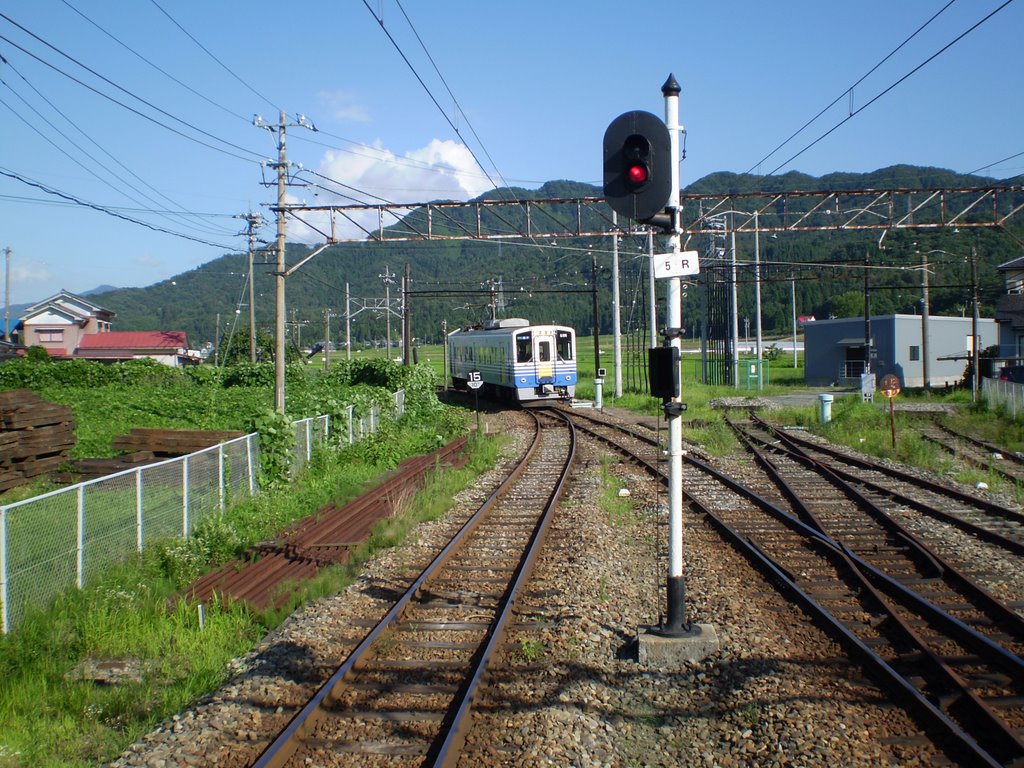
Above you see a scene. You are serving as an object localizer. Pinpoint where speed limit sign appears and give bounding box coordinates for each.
[467,371,483,390]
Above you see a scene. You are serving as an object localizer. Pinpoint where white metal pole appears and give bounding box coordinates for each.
[663,74,688,634]
[135,468,144,552]
[791,277,798,368]
[76,486,85,588]
[1,507,7,634]
[648,231,657,349]
[183,456,190,537]
[731,225,739,388]
[612,212,622,398]
[754,211,763,389]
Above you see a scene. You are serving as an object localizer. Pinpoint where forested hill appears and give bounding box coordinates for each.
[89,166,1022,348]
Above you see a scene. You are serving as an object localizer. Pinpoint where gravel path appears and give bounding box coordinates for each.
[107,408,971,767]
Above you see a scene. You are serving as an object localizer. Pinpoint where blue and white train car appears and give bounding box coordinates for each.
[448,318,577,402]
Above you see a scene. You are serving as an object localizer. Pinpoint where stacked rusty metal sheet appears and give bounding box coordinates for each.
[0,389,76,491]
[179,436,470,611]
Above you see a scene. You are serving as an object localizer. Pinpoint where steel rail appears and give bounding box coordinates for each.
[563,411,1022,766]
[252,409,575,768]
[732,421,1024,641]
[752,414,1024,523]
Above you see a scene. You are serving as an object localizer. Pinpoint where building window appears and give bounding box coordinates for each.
[909,345,920,361]
[38,328,63,343]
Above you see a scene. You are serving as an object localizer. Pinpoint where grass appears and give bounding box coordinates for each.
[0,412,500,767]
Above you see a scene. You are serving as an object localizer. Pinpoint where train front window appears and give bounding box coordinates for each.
[556,331,573,361]
[539,341,551,362]
[516,332,533,362]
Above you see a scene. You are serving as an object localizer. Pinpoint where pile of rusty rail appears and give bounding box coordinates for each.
[179,436,469,611]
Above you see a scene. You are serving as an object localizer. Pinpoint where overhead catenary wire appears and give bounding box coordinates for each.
[0,166,237,250]
[147,0,281,116]
[760,0,1016,178]
[745,0,959,176]
[0,14,264,162]
[58,0,252,125]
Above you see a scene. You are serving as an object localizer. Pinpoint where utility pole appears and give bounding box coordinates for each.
[322,308,330,371]
[730,223,739,388]
[611,213,622,398]
[864,250,872,375]
[345,282,352,360]
[255,111,315,412]
[379,266,395,354]
[243,213,262,362]
[403,263,412,366]
[921,248,930,390]
[3,247,10,342]
[591,248,601,375]
[214,312,221,366]
[971,244,980,402]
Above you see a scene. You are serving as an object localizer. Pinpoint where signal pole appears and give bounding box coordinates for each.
[243,213,262,362]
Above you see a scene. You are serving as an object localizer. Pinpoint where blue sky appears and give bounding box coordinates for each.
[1,0,1021,305]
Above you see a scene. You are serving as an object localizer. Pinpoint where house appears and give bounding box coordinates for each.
[804,314,997,388]
[75,331,202,367]
[20,290,114,357]
[994,255,1024,366]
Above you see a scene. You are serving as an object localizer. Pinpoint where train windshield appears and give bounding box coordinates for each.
[556,330,573,361]
[538,341,551,362]
[516,332,532,362]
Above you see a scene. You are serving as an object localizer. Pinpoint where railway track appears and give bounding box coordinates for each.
[917,420,1024,488]
[251,408,576,767]
[559,407,1024,767]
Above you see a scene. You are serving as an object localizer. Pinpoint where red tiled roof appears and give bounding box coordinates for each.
[77,331,188,350]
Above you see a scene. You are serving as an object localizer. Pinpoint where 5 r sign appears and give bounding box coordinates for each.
[653,250,700,279]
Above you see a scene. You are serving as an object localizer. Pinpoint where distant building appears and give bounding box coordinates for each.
[994,255,1024,365]
[20,290,114,357]
[75,331,202,367]
[804,314,996,388]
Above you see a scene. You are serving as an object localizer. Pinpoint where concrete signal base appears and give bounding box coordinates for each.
[637,623,720,665]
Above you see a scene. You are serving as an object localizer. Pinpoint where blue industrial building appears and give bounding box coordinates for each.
[804,314,996,389]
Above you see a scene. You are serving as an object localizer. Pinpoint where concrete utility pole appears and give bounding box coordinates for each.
[254,111,315,412]
[379,266,395,354]
[3,247,10,342]
[611,213,622,398]
[920,248,930,390]
[322,308,331,371]
[971,244,980,402]
[243,213,262,363]
[345,282,352,360]
[403,263,412,366]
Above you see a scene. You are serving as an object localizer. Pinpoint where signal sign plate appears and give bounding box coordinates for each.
[653,251,700,279]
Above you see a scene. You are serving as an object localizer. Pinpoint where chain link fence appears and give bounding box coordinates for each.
[0,390,405,633]
[982,376,1024,418]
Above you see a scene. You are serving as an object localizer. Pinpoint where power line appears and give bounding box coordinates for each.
[745,0,958,175]
[0,166,237,250]
[0,60,235,237]
[147,0,280,115]
[0,14,264,161]
[761,0,1015,177]
[59,0,252,124]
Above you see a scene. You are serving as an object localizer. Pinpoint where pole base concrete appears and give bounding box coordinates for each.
[637,623,719,665]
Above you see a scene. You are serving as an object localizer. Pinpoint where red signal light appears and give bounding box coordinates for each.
[627,163,649,186]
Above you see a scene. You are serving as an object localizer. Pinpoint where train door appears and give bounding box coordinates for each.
[536,331,553,383]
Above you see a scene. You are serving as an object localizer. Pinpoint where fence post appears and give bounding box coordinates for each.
[246,434,255,494]
[136,468,144,552]
[1,506,7,634]
[77,485,85,589]
[218,444,225,514]
[182,455,190,538]
[306,419,312,462]
[347,405,354,445]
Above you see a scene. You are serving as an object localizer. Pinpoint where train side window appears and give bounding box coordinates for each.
[516,332,533,362]
[539,341,551,362]
[557,331,573,361]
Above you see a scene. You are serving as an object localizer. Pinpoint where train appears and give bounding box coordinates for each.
[448,319,577,402]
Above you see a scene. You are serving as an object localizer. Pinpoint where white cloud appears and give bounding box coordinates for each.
[13,259,50,285]
[316,90,370,123]
[288,138,492,242]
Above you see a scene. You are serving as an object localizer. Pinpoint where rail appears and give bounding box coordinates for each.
[0,390,404,634]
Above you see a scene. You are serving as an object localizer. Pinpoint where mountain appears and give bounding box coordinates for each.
[81,166,1021,348]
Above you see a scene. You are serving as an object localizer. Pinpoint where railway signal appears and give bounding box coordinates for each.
[602,110,672,223]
